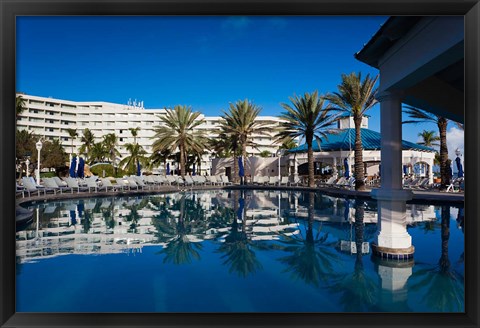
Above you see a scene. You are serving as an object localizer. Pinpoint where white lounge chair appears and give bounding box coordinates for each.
[42,178,64,195]
[65,178,89,193]
[101,178,121,191]
[268,176,279,185]
[221,175,232,185]
[21,177,45,197]
[84,177,108,192]
[279,176,289,186]
[131,176,149,190]
[184,176,195,186]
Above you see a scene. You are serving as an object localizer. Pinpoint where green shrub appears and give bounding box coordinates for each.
[90,164,126,178]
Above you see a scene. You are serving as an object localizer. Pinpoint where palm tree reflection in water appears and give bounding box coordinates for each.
[216,190,263,277]
[153,194,205,265]
[277,192,340,287]
[409,206,464,312]
[327,199,379,311]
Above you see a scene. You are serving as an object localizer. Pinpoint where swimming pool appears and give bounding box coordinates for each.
[16,189,464,312]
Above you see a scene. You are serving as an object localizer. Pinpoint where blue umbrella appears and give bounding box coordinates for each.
[77,202,84,218]
[166,163,170,175]
[192,163,196,176]
[237,197,245,221]
[455,157,464,178]
[343,198,350,221]
[403,165,408,175]
[137,160,141,176]
[70,210,77,226]
[77,157,85,178]
[69,156,77,178]
[343,158,349,178]
[238,157,245,177]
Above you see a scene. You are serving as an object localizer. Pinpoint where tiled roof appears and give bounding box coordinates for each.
[288,128,435,153]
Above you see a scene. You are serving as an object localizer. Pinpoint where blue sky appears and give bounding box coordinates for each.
[16,16,463,150]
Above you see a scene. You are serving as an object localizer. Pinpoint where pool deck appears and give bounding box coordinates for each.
[16,183,464,206]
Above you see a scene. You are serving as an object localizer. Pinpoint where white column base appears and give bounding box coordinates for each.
[371,188,414,253]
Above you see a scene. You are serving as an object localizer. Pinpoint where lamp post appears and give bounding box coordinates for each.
[35,139,42,185]
[25,158,30,177]
[277,149,285,182]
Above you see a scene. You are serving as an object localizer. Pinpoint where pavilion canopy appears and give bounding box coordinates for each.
[288,128,435,153]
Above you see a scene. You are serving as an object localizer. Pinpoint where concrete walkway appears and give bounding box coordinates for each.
[16,183,464,206]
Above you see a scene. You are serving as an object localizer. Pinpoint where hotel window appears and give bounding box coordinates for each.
[49,128,54,132]
[120,130,123,134]
[119,138,124,142]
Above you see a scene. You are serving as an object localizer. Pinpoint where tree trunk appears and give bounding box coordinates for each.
[307,135,315,188]
[242,141,247,185]
[438,119,449,190]
[354,199,365,269]
[180,145,185,178]
[354,116,366,191]
[439,206,450,271]
[233,153,238,183]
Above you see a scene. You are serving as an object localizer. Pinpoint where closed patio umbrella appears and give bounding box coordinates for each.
[192,163,196,176]
[455,157,464,178]
[137,160,141,176]
[69,156,77,178]
[344,158,349,178]
[77,157,85,178]
[238,157,245,177]
[166,163,170,175]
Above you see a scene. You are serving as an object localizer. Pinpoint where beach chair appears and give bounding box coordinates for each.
[165,175,176,186]
[65,177,89,193]
[115,178,130,191]
[21,177,45,197]
[183,176,195,187]
[153,175,167,186]
[131,176,149,190]
[446,177,464,192]
[289,176,301,186]
[268,176,279,186]
[53,176,68,188]
[85,177,108,193]
[221,175,232,185]
[101,178,121,191]
[42,177,64,195]
[280,176,289,186]
[125,177,140,191]
[319,176,336,187]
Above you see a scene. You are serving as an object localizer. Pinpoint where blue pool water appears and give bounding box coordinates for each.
[16,190,464,312]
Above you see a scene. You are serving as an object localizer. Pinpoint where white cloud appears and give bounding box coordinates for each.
[446,126,464,160]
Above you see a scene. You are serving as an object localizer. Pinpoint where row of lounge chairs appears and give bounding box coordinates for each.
[251,176,299,186]
[17,174,234,198]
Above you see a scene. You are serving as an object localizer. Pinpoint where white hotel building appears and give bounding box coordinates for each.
[16,93,283,174]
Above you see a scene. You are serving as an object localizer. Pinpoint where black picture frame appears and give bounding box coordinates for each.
[1,0,478,327]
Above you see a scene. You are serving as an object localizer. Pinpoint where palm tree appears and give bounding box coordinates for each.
[78,128,95,163]
[148,149,172,174]
[280,136,298,150]
[102,133,120,175]
[152,105,209,178]
[89,142,107,163]
[66,128,78,156]
[324,72,378,191]
[129,127,141,144]
[276,91,337,187]
[403,106,450,189]
[219,99,269,183]
[418,130,440,147]
[118,143,148,175]
[16,95,26,121]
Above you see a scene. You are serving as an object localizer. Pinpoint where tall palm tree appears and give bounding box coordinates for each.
[220,99,269,183]
[148,149,172,174]
[280,136,298,150]
[418,130,440,147]
[102,133,120,175]
[89,142,107,163]
[118,143,148,175]
[66,128,78,156]
[276,91,337,187]
[129,127,141,144]
[403,106,450,189]
[79,128,95,162]
[210,130,240,179]
[16,95,27,121]
[152,105,209,178]
[324,72,378,191]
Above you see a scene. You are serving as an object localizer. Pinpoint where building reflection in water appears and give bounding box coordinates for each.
[16,190,463,312]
